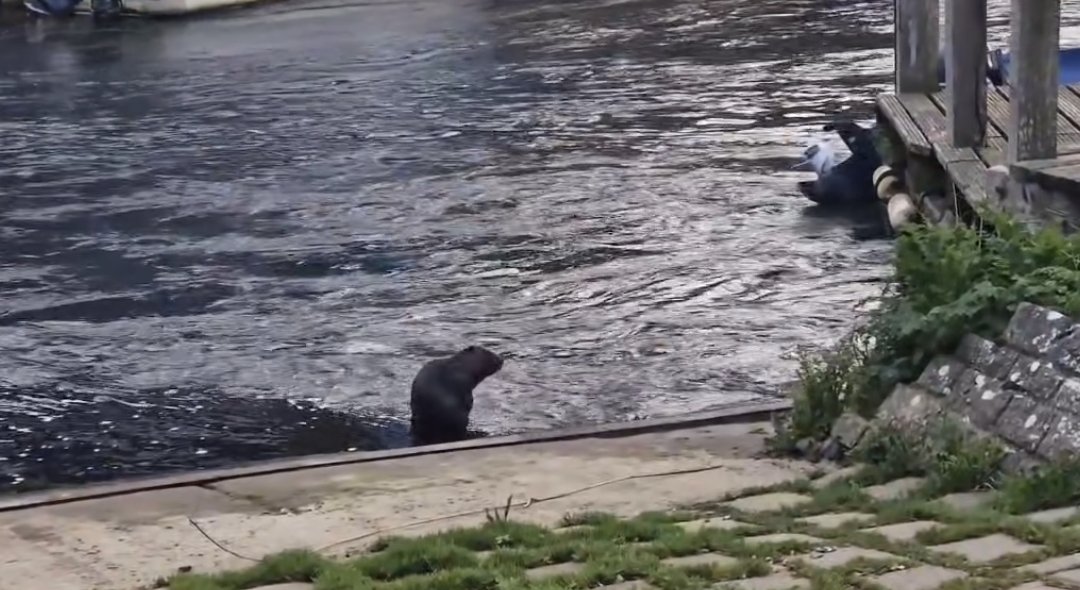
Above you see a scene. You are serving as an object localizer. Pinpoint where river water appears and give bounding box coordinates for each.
[1,0,1075,493]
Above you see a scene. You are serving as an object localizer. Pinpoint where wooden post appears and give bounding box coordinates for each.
[945,0,987,148]
[1007,0,1061,162]
[895,0,940,93]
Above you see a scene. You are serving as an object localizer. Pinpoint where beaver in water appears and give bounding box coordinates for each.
[409,345,504,446]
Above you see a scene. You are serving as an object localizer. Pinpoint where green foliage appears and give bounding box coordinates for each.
[168,550,331,590]
[853,420,1005,494]
[774,213,1080,448]
[997,456,1080,514]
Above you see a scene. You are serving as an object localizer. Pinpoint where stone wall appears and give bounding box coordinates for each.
[864,302,1080,469]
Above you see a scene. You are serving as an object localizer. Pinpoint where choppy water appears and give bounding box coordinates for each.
[2,0,1076,493]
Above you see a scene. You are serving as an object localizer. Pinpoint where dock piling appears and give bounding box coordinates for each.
[945,0,988,149]
[894,0,940,94]
[1007,0,1062,162]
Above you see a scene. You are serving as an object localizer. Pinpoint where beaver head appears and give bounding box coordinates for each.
[453,345,504,381]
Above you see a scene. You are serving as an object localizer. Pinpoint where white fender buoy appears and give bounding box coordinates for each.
[873,165,902,201]
[887,191,918,230]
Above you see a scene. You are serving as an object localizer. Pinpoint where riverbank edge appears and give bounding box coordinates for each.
[0,397,793,513]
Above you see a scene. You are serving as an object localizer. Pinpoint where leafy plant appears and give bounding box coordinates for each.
[773,212,1080,450]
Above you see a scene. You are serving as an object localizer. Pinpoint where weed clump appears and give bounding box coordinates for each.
[852,420,1006,494]
[997,456,1080,514]
[774,214,1080,448]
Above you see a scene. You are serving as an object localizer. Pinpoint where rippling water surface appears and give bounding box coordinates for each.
[2,0,1077,492]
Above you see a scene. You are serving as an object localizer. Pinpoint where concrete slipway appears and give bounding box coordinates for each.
[0,399,820,590]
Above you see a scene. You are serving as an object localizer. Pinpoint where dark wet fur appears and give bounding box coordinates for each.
[798,119,882,207]
[409,345,504,446]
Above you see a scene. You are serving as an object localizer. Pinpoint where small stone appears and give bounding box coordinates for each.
[597,581,658,589]
[1050,569,1080,588]
[955,334,1020,380]
[831,412,870,448]
[793,546,899,569]
[525,562,585,580]
[555,525,591,535]
[865,477,926,501]
[811,465,862,489]
[676,518,755,533]
[871,565,968,590]
[1036,412,1080,460]
[917,356,965,396]
[1022,506,1080,524]
[1018,552,1080,575]
[715,572,810,590]
[742,533,825,547]
[661,552,738,571]
[861,520,942,542]
[819,438,844,462]
[928,533,1042,564]
[1005,354,1065,401]
[725,493,813,514]
[935,491,996,511]
[995,395,1055,452]
[797,512,876,529]
[795,437,821,461]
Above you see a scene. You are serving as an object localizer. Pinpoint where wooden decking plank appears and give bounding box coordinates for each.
[876,94,933,156]
[1058,86,1080,129]
[946,159,991,205]
[998,85,1077,136]
[986,88,1013,136]
[977,136,1007,167]
[898,93,981,164]
[930,91,1004,137]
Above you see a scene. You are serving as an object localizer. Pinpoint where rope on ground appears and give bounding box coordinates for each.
[185,462,731,561]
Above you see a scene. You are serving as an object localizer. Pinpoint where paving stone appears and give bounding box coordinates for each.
[861,520,943,542]
[871,565,968,590]
[677,517,755,533]
[661,552,738,571]
[1050,569,1080,589]
[725,493,812,513]
[712,572,810,590]
[797,512,876,528]
[793,546,899,569]
[742,533,825,547]
[865,477,926,501]
[554,524,592,535]
[525,562,585,580]
[1006,354,1065,401]
[810,465,862,490]
[1022,505,1080,524]
[596,574,652,583]
[917,356,966,396]
[831,412,870,448]
[1009,583,1060,590]
[249,585,314,590]
[956,334,1021,380]
[929,533,1042,564]
[996,395,1055,452]
[1005,303,1077,357]
[948,368,1015,428]
[1018,552,1080,575]
[1037,411,1080,460]
[935,491,996,511]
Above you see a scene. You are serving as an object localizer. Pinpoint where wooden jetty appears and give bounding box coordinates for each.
[876,0,1080,231]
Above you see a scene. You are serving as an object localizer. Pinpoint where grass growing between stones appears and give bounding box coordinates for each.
[163,452,1080,590]
[771,214,1080,451]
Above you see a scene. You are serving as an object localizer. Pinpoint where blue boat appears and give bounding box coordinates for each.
[937,46,1080,87]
